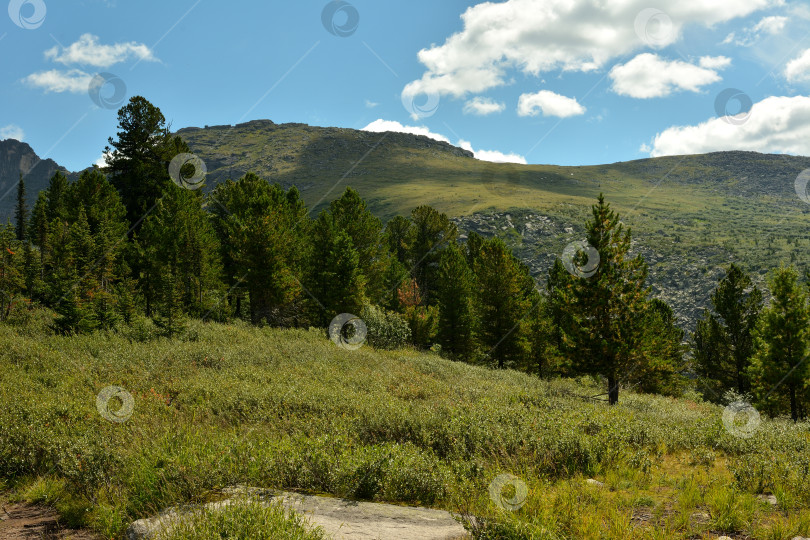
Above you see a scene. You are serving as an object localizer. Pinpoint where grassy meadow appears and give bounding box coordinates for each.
[1,312,810,539]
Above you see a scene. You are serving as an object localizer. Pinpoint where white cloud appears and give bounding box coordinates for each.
[458,140,527,163]
[753,15,787,34]
[517,90,585,118]
[94,153,110,168]
[44,33,156,68]
[463,97,506,116]
[403,0,777,99]
[361,119,526,163]
[365,99,379,108]
[699,56,733,70]
[722,15,787,46]
[785,49,810,83]
[362,119,450,143]
[646,95,810,157]
[0,124,24,141]
[609,54,729,99]
[23,69,94,93]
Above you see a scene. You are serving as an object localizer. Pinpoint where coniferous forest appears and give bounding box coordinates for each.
[1,96,808,421]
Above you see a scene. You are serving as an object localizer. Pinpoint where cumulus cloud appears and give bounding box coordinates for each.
[645,95,810,157]
[517,90,585,118]
[458,140,527,163]
[753,15,788,33]
[24,34,158,95]
[0,124,24,141]
[609,54,730,98]
[362,119,450,143]
[785,49,810,83]
[463,97,506,116]
[23,69,94,93]
[94,153,110,168]
[44,33,156,68]
[361,119,526,163]
[402,0,777,99]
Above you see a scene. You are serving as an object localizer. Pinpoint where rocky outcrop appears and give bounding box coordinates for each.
[126,488,470,540]
[451,210,728,332]
[0,138,69,221]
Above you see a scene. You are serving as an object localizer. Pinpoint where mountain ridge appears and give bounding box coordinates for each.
[2,121,808,332]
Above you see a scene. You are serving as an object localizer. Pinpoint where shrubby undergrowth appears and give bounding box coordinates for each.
[1,319,809,538]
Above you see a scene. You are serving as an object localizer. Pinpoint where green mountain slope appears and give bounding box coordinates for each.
[178,120,810,330]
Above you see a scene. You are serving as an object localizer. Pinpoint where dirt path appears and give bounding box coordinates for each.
[0,503,98,540]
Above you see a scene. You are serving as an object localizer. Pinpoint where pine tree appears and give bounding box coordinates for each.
[436,242,477,360]
[45,172,70,223]
[527,295,559,378]
[153,263,186,338]
[327,188,390,304]
[211,173,308,326]
[308,211,366,325]
[14,173,27,242]
[29,192,49,280]
[545,258,576,377]
[632,298,686,396]
[692,263,762,399]
[0,222,24,321]
[749,266,810,421]
[397,278,439,348]
[384,215,413,266]
[559,194,649,404]
[409,205,457,304]
[139,183,223,320]
[104,96,190,228]
[473,237,531,369]
[53,209,98,334]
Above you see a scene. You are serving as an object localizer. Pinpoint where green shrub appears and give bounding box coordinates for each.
[156,498,327,540]
[360,304,411,349]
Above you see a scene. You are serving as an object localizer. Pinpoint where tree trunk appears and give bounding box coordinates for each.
[608,374,619,405]
[790,384,798,422]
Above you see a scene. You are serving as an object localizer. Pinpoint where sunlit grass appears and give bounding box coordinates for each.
[1,316,809,538]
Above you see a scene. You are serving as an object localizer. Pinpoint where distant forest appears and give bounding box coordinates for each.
[1,96,808,420]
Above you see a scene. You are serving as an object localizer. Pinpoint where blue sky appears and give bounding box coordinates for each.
[2,0,810,171]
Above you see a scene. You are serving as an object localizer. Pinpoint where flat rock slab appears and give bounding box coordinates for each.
[127,490,470,540]
[278,492,469,539]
